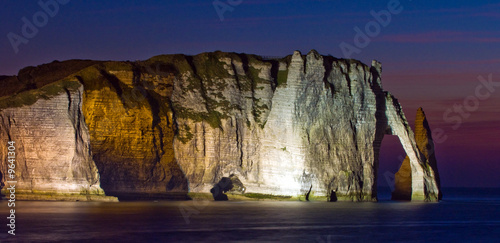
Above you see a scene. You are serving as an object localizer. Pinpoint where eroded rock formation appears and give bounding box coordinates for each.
[392,107,442,201]
[0,50,441,201]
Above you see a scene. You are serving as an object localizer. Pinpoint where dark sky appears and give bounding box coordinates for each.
[1,0,499,187]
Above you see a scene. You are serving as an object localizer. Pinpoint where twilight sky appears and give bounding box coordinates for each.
[0,0,499,188]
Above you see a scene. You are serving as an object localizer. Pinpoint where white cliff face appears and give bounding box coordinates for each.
[0,85,105,197]
[172,50,440,201]
[172,53,275,193]
[0,51,440,201]
[293,51,381,200]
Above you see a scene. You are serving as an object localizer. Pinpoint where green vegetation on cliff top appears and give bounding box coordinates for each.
[0,60,99,98]
[0,52,283,132]
[0,79,82,111]
[167,51,275,130]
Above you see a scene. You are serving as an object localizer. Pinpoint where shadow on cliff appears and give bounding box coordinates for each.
[81,66,190,201]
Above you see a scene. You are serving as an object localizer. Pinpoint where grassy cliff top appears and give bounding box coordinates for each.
[0,79,82,111]
[0,51,371,110]
[0,51,285,98]
[0,60,100,98]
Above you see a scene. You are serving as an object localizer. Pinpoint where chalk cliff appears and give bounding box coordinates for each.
[0,50,441,201]
[392,107,442,201]
[0,82,114,201]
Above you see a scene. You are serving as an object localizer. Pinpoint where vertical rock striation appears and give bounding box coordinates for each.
[170,50,440,201]
[0,50,441,201]
[0,81,114,201]
[76,63,188,199]
[171,52,275,193]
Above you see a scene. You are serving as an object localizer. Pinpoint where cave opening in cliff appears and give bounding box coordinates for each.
[377,135,407,200]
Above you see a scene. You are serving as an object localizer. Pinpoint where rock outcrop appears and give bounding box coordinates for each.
[392,107,442,201]
[0,50,441,201]
[0,81,115,201]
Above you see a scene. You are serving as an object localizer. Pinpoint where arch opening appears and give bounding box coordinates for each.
[377,135,409,201]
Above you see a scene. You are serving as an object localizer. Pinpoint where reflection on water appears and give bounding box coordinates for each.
[0,189,499,242]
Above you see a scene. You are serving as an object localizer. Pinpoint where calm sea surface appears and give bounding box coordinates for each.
[1,188,499,242]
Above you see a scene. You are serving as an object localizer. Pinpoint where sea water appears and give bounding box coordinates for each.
[0,188,499,242]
